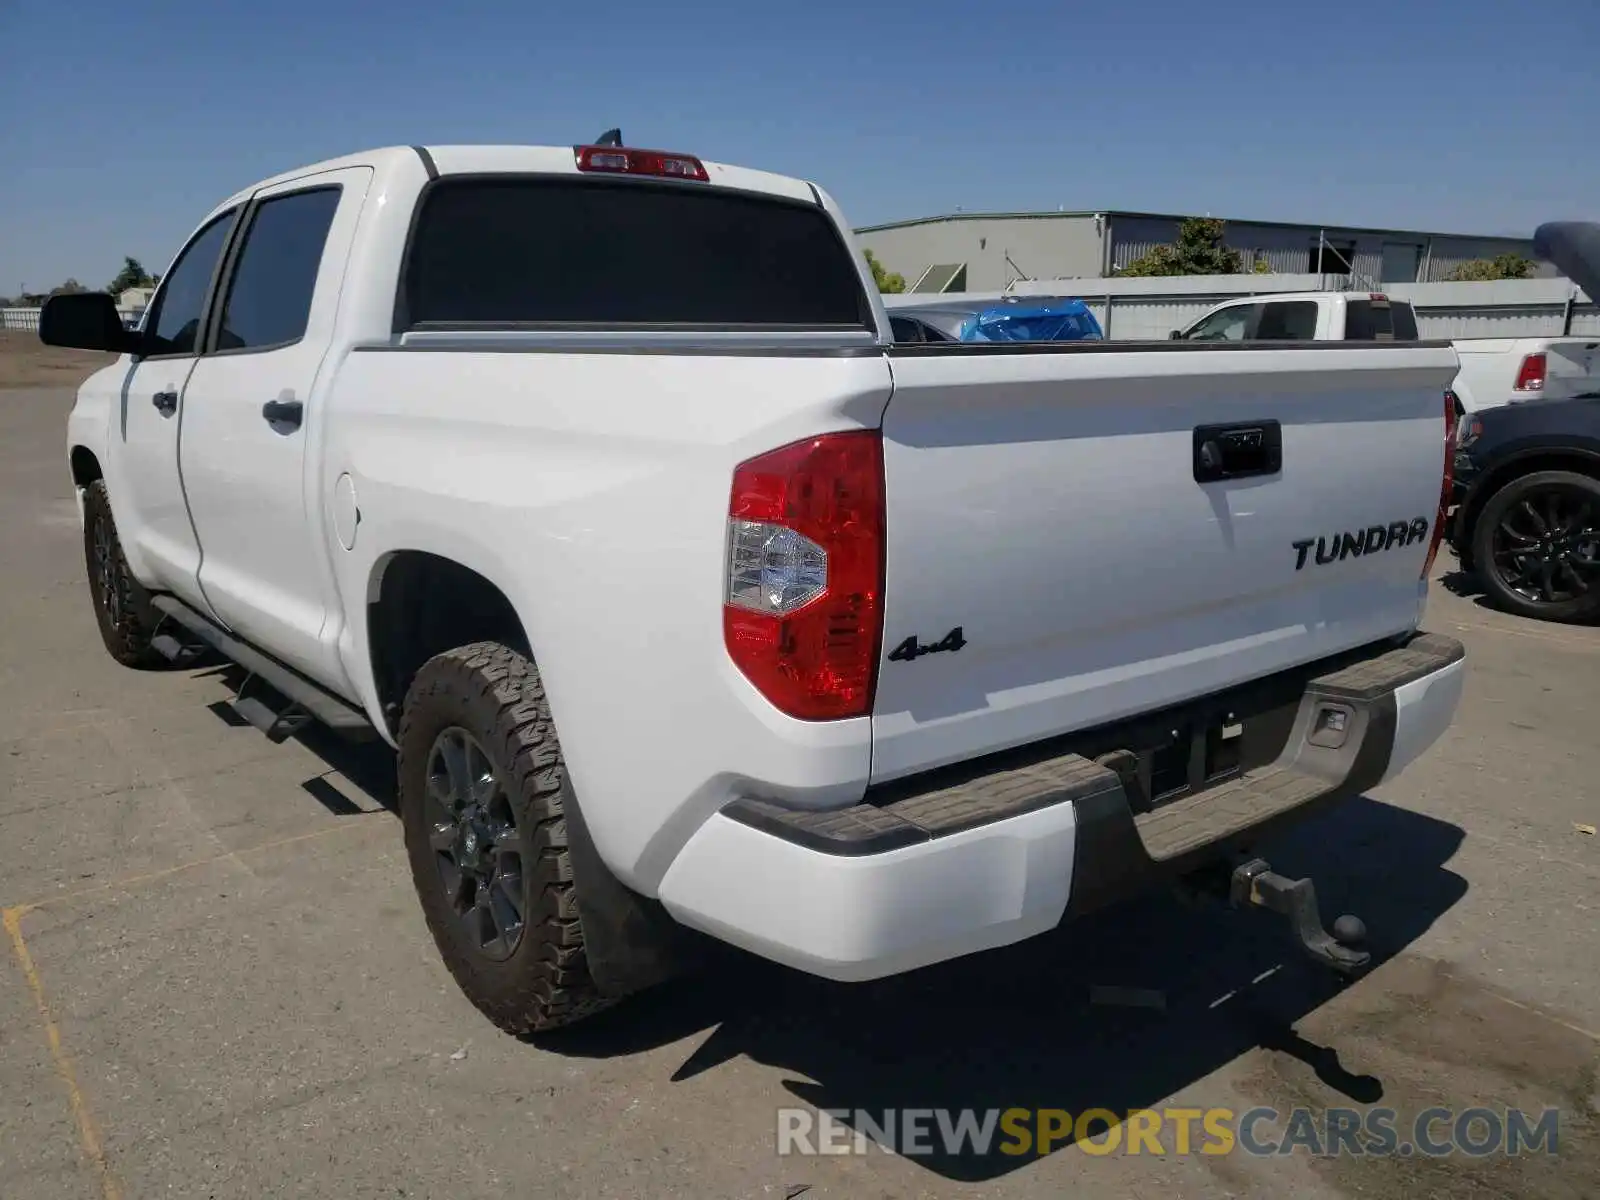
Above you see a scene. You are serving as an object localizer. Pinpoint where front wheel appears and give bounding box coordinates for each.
[81,480,166,668]
[398,642,614,1035]
[1471,469,1600,623]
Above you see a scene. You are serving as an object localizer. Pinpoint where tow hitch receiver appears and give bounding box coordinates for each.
[1228,858,1371,975]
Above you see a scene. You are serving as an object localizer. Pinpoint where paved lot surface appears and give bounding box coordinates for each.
[2,384,1597,1199]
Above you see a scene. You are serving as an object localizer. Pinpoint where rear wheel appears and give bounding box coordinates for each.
[398,642,614,1034]
[81,480,166,668]
[1471,469,1600,623]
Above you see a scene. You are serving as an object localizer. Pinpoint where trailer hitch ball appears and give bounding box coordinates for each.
[1332,913,1367,947]
[1229,857,1372,976]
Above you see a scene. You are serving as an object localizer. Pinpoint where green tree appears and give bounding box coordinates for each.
[107,256,159,296]
[49,279,88,296]
[863,248,906,294]
[1118,218,1244,277]
[1447,253,1534,282]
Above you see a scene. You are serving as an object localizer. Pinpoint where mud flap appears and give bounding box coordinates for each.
[562,781,705,999]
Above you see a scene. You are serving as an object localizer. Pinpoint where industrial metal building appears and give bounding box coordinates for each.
[856,210,1550,294]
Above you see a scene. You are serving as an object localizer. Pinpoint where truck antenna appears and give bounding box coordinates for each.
[595,128,623,147]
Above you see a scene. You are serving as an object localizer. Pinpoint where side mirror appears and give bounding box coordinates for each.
[1169,329,1183,340]
[39,292,142,355]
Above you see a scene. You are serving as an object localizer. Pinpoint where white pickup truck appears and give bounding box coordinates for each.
[1173,291,1421,344]
[1175,290,1600,423]
[44,140,1466,1035]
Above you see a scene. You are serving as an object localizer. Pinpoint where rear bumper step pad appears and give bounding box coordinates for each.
[724,632,1465,896]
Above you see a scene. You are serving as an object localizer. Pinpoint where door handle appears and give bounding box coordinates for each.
[261,399,303,430]
[1193,420,1282,483]
[152,390,178,417]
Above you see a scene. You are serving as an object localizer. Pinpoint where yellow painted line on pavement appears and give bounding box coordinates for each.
[3,905,122,1200]
[0,814,388,1199]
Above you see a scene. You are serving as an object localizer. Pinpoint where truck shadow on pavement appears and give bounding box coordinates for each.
[1438,566,1497,610]
[542,795,1471,1182]
[274,699,1471,1183]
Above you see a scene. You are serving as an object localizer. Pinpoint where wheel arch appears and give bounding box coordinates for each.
[364,549,532,737]
[69,445,104,488]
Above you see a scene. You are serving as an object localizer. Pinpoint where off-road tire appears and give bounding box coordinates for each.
[398,642,614,1035]
[1471,469,1600,624]
[81,480,166,668]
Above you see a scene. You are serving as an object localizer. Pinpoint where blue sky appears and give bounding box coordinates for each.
[2,0,1595,295]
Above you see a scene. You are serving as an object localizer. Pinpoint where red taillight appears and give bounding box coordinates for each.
[723,431,885,721]
[574,145,709,182]
[1423,391,1454,578]
[1513,352,1547,392]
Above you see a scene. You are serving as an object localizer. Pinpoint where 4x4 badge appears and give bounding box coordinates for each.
[887,627,967,663]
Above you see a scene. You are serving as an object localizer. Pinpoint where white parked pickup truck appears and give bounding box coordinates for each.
[1175,290,1600,424]
[45,140,1466,1035]
[1172,291,1421,344]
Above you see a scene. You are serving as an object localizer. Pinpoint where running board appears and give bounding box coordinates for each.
[150,629,209,667]
[232,688,315,744]
[150,596,375,740]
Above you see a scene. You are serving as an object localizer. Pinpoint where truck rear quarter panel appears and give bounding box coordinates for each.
[320,344,893,892]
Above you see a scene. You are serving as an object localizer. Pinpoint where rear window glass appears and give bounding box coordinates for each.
[1345,299,1418,341]
[399,178,871,330]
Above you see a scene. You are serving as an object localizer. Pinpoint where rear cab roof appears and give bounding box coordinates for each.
[182,143,891,348]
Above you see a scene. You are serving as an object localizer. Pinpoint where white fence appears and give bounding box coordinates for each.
[888,275,1600,341]
[2,308,44,332]
[2,307,142,333]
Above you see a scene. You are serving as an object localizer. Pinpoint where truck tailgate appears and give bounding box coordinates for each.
[870,343,1458,782]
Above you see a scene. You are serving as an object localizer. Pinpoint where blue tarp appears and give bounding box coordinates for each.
[958,300,1102,342]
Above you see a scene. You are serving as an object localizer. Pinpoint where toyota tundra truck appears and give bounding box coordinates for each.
[43,138,1466,1035]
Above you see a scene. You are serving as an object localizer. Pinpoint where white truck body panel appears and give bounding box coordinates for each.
[322,344,893,888]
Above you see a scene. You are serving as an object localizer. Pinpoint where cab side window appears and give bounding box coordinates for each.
[890,316,927,342]
[144,211,237,357]
[215,188,342,352]
[1183,304,1257,342]
[1255,301,1319,340]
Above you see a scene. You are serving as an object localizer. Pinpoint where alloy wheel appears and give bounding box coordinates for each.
[92,512,122,626]
[424,727,527,962]
[1489,486,1599,606]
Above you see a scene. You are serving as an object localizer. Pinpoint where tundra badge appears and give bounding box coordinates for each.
[1292,518,1429,571]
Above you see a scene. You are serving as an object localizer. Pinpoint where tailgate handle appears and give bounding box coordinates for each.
[1194,421,1282,483]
